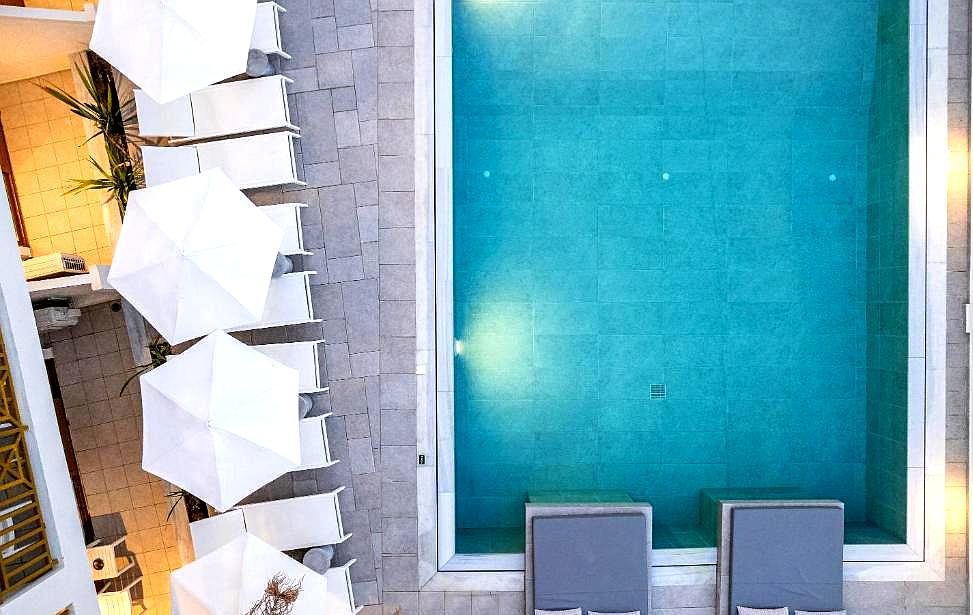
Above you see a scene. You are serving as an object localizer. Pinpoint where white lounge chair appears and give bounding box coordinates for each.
[190,488,351,556]
[325,560,363,615]
[299,413,338,470]
[227,271,317,332]
[96,576,145,615]
[135,75,297,140]
[261,203,312,257]
[141,131,304,190]
[252,341,326,392]
[251,1,290,59]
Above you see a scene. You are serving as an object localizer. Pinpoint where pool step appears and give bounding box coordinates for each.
[699,487,803,545]
[528,490,634,504]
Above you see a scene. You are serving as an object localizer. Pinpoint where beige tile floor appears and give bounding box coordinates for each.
[0,70,113,265]
[43,303,181,614]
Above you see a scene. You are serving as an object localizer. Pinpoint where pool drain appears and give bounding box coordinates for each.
[650,383,667,400]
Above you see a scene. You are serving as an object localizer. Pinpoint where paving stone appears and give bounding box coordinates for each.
[332,86,359,111]
[329,377,369,415]
[379,155,415,191]
[339,24,375,50]
[353,471,382,510]
[353,48,379,120]
[380,373,416,409]
[360,119,379,144]
[346,413,372,438]
[379,301,415,337]
[358,205,380,243]
[342,279,381,353]
[355,581,381,605]
[329,256,365,282]
[377,82,412,118]
[348,437,376,474]
[379,191,414,227]
[311,283,345,320]
[379,228,415,264]
[305,162,341,187]
[382,555,418,591]
[297,90,338,165]
[377,10,414,46]
[378,46,414,83]
[334,0,372,26]
[280,0,316,69]
[472,595,499,615]
[497,593,524,615]
[301,221,326,249]
[380,409,416,445]
[323,318,349,343]
[365,375,382,414]
[380,264,416,300]
[321,185,362,257]
[325,343,354,380]
[445,593,472,615]
[378,0,413,8]
[380,336,415,373]
[362,241,380,279]
[356,181,380,206]
[310,0,335,17]
[284,67,320,92]
[378,119,413,155]
[313,17,339,53]
[340,145,379,183]
[384,592,419,615]
[380,445,416,482]
[351,351,381,377]
[420,592,445,615]
[317,51,356,89]
[335,110,363,147]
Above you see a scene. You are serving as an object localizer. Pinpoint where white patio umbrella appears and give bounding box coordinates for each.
[141,330,301,511]
[89,0,259,104]
[107,169,283,345]
[172,533,328,615]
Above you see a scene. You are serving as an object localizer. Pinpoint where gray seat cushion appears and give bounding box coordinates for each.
[730,507,844,615]
[533,514,649,615]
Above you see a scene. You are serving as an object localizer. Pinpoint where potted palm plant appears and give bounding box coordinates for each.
[38,53,141,253]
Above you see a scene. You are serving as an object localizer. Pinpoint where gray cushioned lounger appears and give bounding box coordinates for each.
[729,506,844,615]
[532,513,649,615]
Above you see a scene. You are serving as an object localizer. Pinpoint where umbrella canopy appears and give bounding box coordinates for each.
[89,0,259,104]
[107,169,283,345]
[141,330,301,511]
[172,533,328,615]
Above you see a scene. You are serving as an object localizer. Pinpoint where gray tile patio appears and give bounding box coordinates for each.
[240,0,419,610]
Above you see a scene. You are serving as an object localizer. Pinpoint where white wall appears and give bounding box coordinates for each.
[0,174,97,614]
[0,5,94,85]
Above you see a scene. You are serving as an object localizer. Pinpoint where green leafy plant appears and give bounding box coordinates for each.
[67,156,143,217]
[119,336,171,396]
[39,58,140,216]
[37,61,136,162]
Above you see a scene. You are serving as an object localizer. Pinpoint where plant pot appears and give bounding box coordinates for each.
[184,493,210,523]
[101,199,123,260]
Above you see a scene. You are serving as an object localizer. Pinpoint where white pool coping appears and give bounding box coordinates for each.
[414,0,950,590]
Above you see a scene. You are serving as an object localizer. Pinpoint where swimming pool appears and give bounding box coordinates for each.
[450,0,910,554]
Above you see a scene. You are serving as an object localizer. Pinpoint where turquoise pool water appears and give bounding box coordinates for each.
[452,0,910,553]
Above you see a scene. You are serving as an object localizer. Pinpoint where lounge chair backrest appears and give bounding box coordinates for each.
[251,341,326,392]
[136,76,296,140]
[259,203,311,256]
[141,132,304,190]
